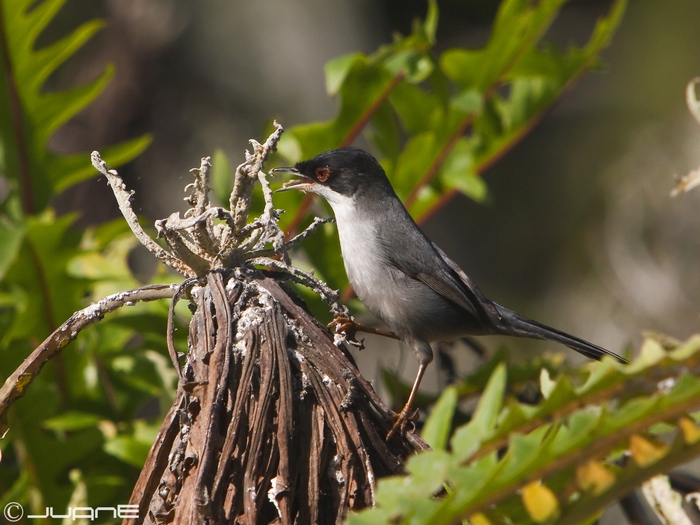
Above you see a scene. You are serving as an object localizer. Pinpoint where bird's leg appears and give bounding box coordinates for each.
[328,314,363,348]
[387,362,428,440]
[387,340,433,440]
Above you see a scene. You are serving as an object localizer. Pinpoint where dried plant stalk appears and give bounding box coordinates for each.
[124,271,426,524]
[0,124,427,524]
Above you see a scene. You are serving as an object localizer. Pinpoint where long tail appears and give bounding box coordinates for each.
[494,303,628,364]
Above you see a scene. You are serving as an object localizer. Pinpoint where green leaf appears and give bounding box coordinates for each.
[211,148,234,206]
[391,132,437,199]
[438,137,487,202]
[49,134,152,194]
[325,52,362,96]
[470,362,507,435]
[104,436,152,469]
[1,211,89,343]
[422,385,458,450]
[104,420,160,469]
[0,215,25,279]
[440,49,484,89]
[0,0,150,213]
[357,333,700,525]
[406,449,452,495]
[423,0,439,44]
[450,88,483,114]
[389,82,440,135]
[451,362,506,461]
[43,411,103,432]
[368,98,401,159]
[300,220,346,292]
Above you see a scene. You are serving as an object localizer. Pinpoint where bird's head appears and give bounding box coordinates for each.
[272,147,392,204]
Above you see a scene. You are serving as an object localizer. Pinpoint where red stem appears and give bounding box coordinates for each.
[403,10,567,214]
[414,63,591,226]
[404,113,477,209]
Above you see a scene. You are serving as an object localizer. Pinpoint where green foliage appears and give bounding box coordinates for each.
[0,0,151,215]
[350,336,700,525]
[421,385,457,450]
[12,0,692,523]
[271,0,627,298]
[0,0,166,516]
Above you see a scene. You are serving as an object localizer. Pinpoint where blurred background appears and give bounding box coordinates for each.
[48,0,700,365]
[46,0,700,402]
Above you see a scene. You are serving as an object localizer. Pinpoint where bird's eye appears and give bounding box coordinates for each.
[315,167,330,182]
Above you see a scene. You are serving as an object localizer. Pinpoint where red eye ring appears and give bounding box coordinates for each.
[315,167,330,182]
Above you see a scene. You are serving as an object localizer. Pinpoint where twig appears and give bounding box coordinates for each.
[248,216,333,258]
[156,207,228,234]
[91,152,193,277]
[285,216,334,250]
[156,225,211,276]
[230,122,284,231]
[167,278,199,379]
[249,257,349,320]
[0,284,176,437]
[185,157,212,216]
[185,157,220,257]
[256,166,289,264]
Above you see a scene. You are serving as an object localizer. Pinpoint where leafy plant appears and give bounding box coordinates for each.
[0,0,161,515]
[267,0,627,305]
[8,0,697,523]
[350,336,700,524]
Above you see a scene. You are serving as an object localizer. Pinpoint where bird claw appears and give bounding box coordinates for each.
[386,405,419,440]
[328,315,365,349]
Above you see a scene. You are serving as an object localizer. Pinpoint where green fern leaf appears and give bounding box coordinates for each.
[0,0,150,214]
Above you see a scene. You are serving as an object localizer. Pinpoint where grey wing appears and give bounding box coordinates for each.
[384,235,498,322]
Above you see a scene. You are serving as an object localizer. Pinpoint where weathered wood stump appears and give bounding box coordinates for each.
[125,270,427,524]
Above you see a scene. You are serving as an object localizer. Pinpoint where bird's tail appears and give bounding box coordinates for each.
[494,304,628,364]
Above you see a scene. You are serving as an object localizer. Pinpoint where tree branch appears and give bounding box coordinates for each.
[0,283,175,437]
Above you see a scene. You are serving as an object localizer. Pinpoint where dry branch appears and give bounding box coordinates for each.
[0,284,175,437]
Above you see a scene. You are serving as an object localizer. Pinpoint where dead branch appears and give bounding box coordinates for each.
[0,284,175,437]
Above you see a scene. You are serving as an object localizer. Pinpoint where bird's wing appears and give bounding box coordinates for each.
[384,236,498,322]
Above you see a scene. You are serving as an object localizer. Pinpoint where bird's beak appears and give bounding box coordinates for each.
[271,166,316,193]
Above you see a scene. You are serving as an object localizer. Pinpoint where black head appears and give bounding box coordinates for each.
[274,147,393,199]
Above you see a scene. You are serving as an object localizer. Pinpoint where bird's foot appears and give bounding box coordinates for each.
[386,362,428,440]
[329,315,400,344]
[328,315,365,349]
[386,405,420,440]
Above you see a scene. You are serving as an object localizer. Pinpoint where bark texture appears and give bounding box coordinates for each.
[125,270,427,524]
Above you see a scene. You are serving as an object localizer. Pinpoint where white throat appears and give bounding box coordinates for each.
[319,191,382,300]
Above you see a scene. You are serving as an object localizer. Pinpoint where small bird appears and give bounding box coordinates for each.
[273,147,627,436]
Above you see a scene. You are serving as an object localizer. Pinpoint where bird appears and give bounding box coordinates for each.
[272,147,627,437]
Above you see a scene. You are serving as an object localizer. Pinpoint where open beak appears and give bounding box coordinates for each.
[271,166,316,193]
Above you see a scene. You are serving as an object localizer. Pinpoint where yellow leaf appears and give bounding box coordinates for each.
[522,481,560,523]
[469,512,493,525]
[576,460,616,495]
[679,417,700,445]
[630,434,668,467]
